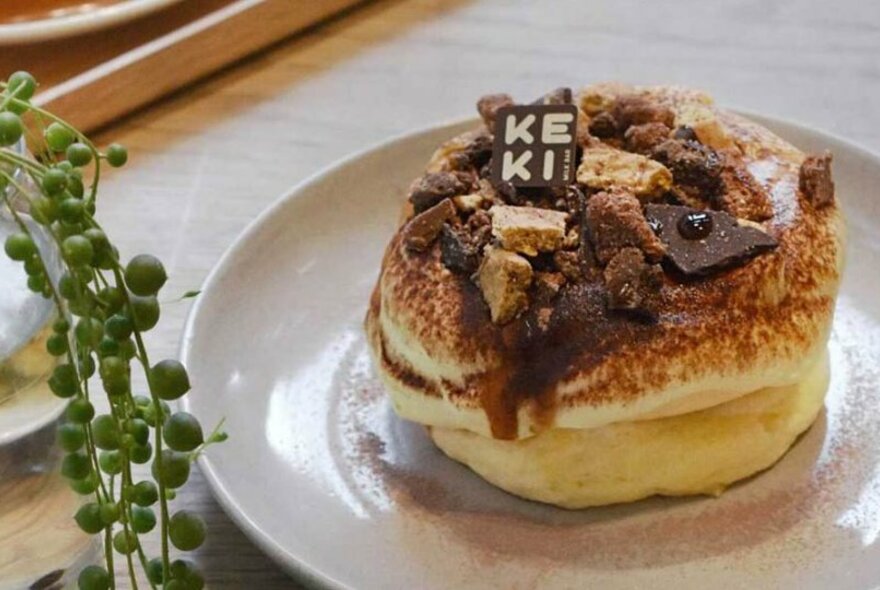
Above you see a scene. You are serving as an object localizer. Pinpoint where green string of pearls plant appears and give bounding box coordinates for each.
[0,71,226,590]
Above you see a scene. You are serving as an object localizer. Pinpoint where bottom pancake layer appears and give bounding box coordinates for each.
[430,352,829,509]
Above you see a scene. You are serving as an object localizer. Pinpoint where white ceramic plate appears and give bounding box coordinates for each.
[0,380,66,446]
[0,0,182,44]
[181,114,880,589]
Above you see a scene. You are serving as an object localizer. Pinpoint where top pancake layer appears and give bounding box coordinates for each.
[365,84,844,440]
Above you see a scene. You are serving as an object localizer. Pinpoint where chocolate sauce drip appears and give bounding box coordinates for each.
[463,278,656,439]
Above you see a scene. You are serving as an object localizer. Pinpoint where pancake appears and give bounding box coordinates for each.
[430,352,829,508]
[364,83,844,507]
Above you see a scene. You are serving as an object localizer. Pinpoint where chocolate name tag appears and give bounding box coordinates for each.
[491,104,578,188]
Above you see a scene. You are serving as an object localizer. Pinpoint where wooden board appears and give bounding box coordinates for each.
[0,0,365,131]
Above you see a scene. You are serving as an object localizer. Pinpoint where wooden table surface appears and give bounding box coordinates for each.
[83,0,880,586]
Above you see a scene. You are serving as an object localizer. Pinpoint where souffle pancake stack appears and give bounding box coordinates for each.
[365,83,845,509]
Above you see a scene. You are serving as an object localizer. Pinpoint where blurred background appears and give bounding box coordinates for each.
[0,0,878,588]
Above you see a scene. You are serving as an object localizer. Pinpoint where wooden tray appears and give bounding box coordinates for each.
[0,0,365,131]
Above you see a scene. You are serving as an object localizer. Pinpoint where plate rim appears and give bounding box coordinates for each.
[0,0,183,44]
[179,111,880,589]
[0,383,67,446]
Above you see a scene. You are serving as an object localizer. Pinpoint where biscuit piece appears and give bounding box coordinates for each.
[577,147,672,202]
[452,193,487,213]
[490,205,567,256]
[477,246,533,324]
[674,102,734,150]
[578,82,634,115]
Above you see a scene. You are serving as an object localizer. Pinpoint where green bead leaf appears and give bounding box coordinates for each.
[0,73,225,588]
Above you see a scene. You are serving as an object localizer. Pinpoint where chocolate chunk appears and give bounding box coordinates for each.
[463,133,494,169]
[612,95,675,131]
[403,199,456,252]
[452,169,478,192]
[603,247,662,314]
[584,190,667,264]
[673,126,699,141]
[588,111,619,138]
[553,250,585,282]
[477,93,515,133]
[409,172,468,213]
[799,151,835,208]
[717,156,773,221]
[645,204,778,276]
[651,139,723,203]
[495,179,527,205]
[447,152,472,171]
[439,211,492,273]
[440,225,477,273]
[534,87,573,105]
[624,122,672,154]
